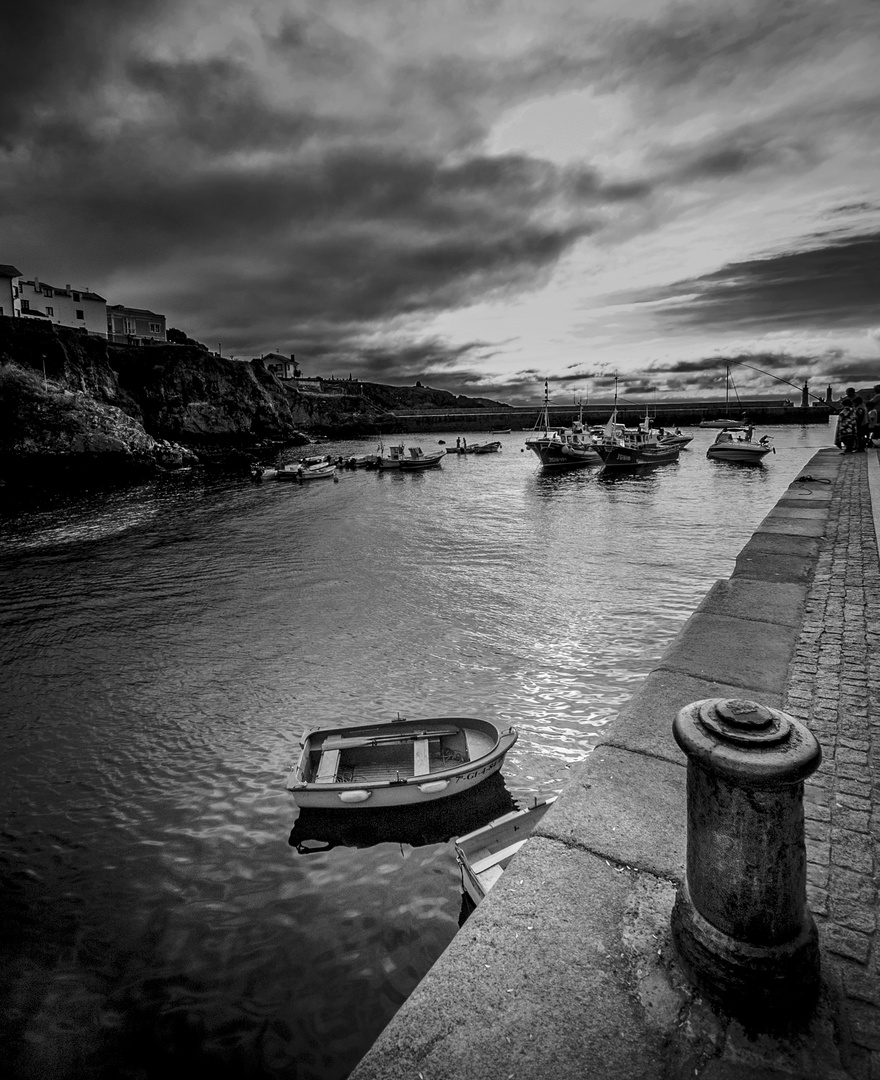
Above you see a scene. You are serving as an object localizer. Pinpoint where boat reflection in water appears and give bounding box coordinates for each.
[289,772,517,855]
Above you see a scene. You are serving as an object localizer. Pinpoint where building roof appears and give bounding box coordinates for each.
[0,264,22,278]
[22,278,106,302]
[108,304,165,319]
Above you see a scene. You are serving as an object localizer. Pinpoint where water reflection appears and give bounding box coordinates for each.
[289,774,516,854]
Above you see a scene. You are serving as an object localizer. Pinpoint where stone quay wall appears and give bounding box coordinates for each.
[350,446,880,1080]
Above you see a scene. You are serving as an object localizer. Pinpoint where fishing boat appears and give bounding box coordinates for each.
[706,426,774,463]
[455,796,557,906]
[593,389,680,468]
[286,715,518,809]
[469,440,502,454]
[524,382,602,469]
[377,443,406,469]
[399,446,446,470]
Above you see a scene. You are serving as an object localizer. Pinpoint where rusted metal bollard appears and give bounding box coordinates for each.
[671,698,821,1021]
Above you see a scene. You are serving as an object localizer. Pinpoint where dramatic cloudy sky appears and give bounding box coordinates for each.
[2,0,878,403]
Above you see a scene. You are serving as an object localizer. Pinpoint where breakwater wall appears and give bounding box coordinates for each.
[351,447,851,1080]
[383,403,829,434]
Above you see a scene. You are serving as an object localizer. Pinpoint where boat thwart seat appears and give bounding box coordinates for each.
[413,737,431,776]
[315,749,341,783]
[468,838,528,876]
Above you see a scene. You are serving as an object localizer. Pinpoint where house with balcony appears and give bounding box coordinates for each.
[17,276,107,336]
[0,264,22,318]
[107,305,167,344]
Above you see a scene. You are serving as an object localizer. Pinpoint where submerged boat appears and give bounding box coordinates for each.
[524,382,602,469]
[706,427,774,463]
[287,715,518,808]
[455,796,557,906]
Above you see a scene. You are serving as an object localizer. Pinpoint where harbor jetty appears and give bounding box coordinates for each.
[351,446,880,1079]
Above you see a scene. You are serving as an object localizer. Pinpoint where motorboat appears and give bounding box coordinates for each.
[490,428,512,434]
[455,440,502,455]
[455,796,557,906]
[706,427,774,463]
[657,430,694,449]
[699,418,745,430]
[524,382,602,469]
[398,447,446,470]
[286,715,518,809]
[275,459,337,481]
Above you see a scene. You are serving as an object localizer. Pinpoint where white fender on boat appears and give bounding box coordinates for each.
[338,790,372,803]
[417,780,450,794]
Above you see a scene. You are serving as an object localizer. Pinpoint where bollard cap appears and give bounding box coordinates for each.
[673,698,821,787]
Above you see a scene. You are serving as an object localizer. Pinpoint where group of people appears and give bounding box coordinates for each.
[834,385,880,453]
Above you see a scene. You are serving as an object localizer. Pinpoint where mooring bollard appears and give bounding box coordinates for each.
[671,698,821,1021]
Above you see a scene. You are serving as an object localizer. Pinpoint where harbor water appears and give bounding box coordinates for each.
[0,423,832,1080]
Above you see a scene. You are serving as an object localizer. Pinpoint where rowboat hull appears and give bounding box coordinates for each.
[455,796,557,906]
[287,716,517,809]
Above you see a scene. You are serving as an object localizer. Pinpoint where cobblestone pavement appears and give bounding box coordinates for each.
[785,449,880,1079]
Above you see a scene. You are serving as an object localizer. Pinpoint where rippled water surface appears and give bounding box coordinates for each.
[0,424,832,1079]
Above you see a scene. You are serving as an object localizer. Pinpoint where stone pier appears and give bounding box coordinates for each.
[350,446,880,1079]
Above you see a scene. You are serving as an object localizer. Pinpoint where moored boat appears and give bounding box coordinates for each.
[699,418,745,430]
[469,440,502,454]
[455,796,557,906]
[524,382,602,469]
[286,715,518,809]
[594,407,680,468]
[706,427,774,463]
[398,446,446,469]
[657,430,694,449]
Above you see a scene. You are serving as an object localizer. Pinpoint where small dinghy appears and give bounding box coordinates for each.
[286,716,517,809]
[455,796,557,905]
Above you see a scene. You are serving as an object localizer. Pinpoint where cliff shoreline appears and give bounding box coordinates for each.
[0,317,503,488]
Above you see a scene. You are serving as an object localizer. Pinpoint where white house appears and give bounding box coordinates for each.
[260,352,300,379]
[107,305,167,343]
[17,275,107,336]
[0,264,22,319]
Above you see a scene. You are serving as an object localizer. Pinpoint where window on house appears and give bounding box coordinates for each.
[76,309,84,319]
[46,306,54,316]
[72,292,80,301]
[21,299,29,311]
[149,323,162,334]
[43,286,52,297]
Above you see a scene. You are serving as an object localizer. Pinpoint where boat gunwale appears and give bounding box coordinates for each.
[287,717,517,793]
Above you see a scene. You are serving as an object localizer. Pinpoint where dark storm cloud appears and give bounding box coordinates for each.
[625,234,880,334]
[0,0,171,146]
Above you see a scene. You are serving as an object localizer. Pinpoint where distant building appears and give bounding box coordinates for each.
[17,276,107,336]
[260,352,300,379]
[0,264,22,318]
[107,305,167,344]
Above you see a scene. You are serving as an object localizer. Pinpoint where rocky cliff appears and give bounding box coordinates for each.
[0,316,505,486]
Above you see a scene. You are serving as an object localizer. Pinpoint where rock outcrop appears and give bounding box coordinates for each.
[0,316,506,487]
